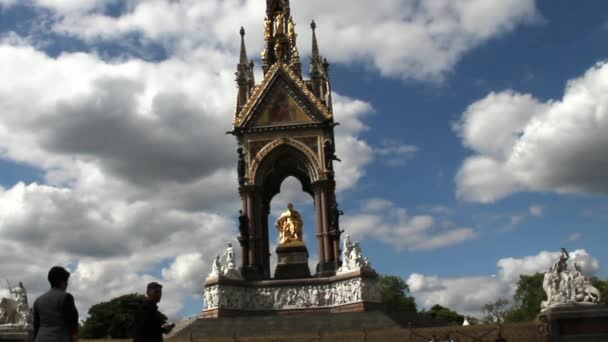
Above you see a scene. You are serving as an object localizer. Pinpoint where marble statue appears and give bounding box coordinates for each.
[541,248,601,310]
[224,243,236,270]
[221,243,242,280]
[338,237,374,274]
[0,281,30,326]
[209,255,222,278]
[275,203,304,245]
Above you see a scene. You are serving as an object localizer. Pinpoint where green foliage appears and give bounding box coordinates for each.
[378,275,417,312]
[482,298,509,323]
[80,293,167,339]
[421,304,465,325]
[504,273,545,322]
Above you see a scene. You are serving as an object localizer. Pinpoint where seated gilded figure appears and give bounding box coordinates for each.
[275,203,304,245]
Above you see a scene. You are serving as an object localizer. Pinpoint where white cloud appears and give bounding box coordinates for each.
[409,249,601,317]
[2,0,540,81]
[343,199,476,251]
[529,205,543,217]
[456,62,608,202]
[567,232,583,242]
[374,141,418,167]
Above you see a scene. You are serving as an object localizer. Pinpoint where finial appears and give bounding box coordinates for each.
[239,27,248,65]
[311,20,320,60]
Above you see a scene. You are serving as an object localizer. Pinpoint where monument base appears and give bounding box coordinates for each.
[538,305,608,341]
[0,325,32,342]
[274,244,311,280]
[202,267,380,318]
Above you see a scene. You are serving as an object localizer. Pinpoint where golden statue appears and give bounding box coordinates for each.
[275,12,285,35]
[275,203,304,245]
[288,16,296,37]
[264,16,273,39]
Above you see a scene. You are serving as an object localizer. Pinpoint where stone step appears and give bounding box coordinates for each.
[173,311,441,338]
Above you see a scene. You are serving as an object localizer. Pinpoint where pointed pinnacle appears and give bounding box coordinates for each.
[239,27,248,65]
[311,21,319,59]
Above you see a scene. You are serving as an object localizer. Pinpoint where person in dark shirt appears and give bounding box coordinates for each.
[133,282,174,342]
[33,266,79,342]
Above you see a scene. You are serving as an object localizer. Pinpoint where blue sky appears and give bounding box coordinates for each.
[0,0,606,320]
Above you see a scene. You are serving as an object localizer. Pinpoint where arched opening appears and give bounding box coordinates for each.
[250,143,321,278]
[268,176,316,278]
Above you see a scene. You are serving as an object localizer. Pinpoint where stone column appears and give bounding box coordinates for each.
[238,189,249,268]
[246,191,256,267]
[314,190,325,266]
[261,201,271,279]
[320,188,333,262]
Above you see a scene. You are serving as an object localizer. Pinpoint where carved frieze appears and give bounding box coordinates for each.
[203,275,381,312]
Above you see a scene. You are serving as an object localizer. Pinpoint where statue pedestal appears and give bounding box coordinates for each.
[538,305,608,341]
[0,325,32,342]
[274,244,310,280]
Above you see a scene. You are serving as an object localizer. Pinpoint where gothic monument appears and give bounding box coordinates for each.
[201,0,380,318]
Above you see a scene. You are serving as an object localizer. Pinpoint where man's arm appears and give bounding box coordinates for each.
[33,299,40,339]
[62,293,79,339]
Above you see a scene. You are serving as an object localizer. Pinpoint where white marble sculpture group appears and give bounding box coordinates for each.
[208,243,242,280]
[0,281,31,326]
[337,235,372,274]
[541,248,601,310]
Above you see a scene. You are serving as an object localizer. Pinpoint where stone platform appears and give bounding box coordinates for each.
[202,267,380,318]
[0,325,32,342]
[538,305,608,341]
[173,310,440,339]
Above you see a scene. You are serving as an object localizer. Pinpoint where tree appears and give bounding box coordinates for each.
[80,293,167,339]
[482,298,509,323]
[422,304,465,325]
[378,275,417,312]
[505,273,545,322]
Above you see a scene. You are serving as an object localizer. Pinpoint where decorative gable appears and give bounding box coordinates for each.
[251,81,315,127]
[234,63,332,130]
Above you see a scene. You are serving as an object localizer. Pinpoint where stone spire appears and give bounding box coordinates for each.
[236,27,254,113]
[310,21,332,111]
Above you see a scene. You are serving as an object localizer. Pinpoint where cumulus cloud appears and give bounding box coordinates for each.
[409,249,601,317]
[2,0,540,81]
[456,62,608,202]
[374,140,418,167]
[342,199,476,251]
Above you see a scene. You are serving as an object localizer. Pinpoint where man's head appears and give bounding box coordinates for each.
[146,282,163,303]
[48,266,70,290]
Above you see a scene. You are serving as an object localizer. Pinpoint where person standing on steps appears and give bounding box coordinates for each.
[133,282,174,342]
[33,266,79,342]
